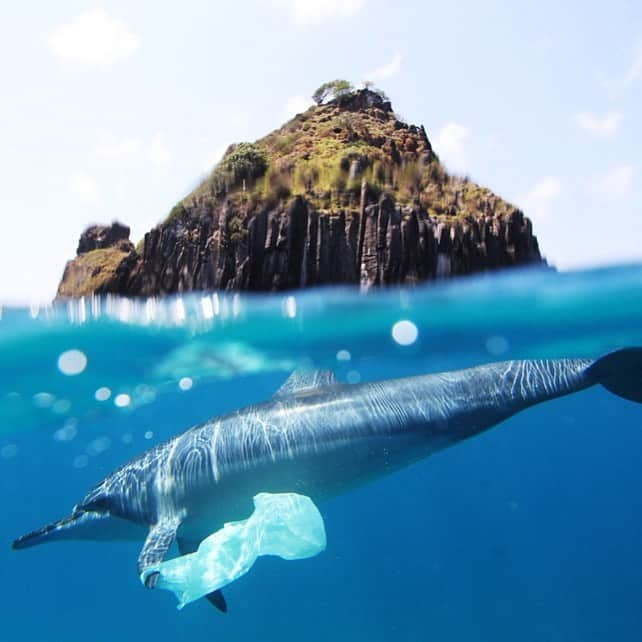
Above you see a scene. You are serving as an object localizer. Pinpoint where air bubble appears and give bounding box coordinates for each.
[347,370,361,384]
[114,393,131,408]
[486,335,509,356]
[53,422,78,442]
[391,320,418,346]
[57,350,87,376]
[95,387,111,402]
[73,455,89,469]
[87,436,111,456]
[33,392,55,408]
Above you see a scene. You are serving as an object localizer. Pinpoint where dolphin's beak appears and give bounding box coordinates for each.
[12,510,107,549]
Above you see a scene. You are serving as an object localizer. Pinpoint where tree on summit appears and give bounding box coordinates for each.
[312,79,354,105]
[312,79,389,106]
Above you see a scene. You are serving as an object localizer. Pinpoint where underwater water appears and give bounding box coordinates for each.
[1,265,642,642]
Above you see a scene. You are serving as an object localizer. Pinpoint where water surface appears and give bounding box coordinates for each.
[2,265,642,642]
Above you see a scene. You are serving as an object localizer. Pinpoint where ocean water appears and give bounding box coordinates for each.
[1,265,642,642]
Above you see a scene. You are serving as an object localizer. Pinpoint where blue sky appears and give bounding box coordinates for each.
[1,0,640,303]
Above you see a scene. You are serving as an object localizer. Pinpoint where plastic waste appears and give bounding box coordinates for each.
[140,492,326,609]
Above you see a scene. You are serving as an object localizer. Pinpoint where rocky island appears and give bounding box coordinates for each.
[57,83,543,298]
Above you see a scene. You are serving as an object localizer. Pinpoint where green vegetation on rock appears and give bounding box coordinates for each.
[173,85,519,225]
[57,85,542,298]
[312,79,355,105]
[211,143,268,196]
[56,248,132,298]
[166,202,188,224]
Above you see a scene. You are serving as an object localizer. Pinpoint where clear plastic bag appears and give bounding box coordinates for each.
[141,493,326,609]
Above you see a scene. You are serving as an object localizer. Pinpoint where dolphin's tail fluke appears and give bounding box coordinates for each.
[587,348,642,403]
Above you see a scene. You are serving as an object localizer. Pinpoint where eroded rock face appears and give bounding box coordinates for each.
[114,197,539,295]
[57,200,543,298]
[56,89,547,299]
[77,222,133,254]
[56,222,137,298]
[340,89,393,113]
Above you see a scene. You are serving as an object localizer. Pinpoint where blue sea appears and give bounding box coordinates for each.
[2,265,642,642]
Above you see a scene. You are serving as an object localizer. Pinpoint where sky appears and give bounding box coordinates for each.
[0,0,640,303]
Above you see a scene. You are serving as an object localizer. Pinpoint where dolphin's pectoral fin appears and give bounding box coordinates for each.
[274,369,340,398]
[144,571,160,590]
[178,537,228,613]
[138,518,181,588]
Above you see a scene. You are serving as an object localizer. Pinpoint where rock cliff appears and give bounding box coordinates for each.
[57,87,544,298]
[57,224,137,298]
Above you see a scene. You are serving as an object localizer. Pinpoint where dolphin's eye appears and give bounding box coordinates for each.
[81,495,110,512]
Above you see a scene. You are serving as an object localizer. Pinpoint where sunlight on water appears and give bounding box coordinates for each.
[1,265,642,642]
[2,265,642,439]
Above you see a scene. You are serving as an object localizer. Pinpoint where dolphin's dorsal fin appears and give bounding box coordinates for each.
[274,369,339,398]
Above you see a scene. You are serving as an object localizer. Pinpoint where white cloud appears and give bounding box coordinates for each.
[47,8,140,69]
[146,133,171,168]
[593,164,636,199]
[519,176,562,220]
[95,131,171,168]
[605,41,642,93]
[575,111,622,137]
[284,95,313,119]
[623,41,642,86]
[95,131,142,160]
[434,122,469,172]
[365,52,402,81]
[68,172,100,205]
[274,0,366,25]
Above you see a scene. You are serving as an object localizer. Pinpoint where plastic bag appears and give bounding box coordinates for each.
[140,492,326,609]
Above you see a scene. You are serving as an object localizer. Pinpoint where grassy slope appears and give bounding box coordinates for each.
[173,91,519,226]
[56,248,131,297]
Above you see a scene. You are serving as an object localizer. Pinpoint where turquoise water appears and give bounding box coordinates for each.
[1,265,642,641]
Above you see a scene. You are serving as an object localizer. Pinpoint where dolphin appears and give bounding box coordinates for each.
[13,348,642,611]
